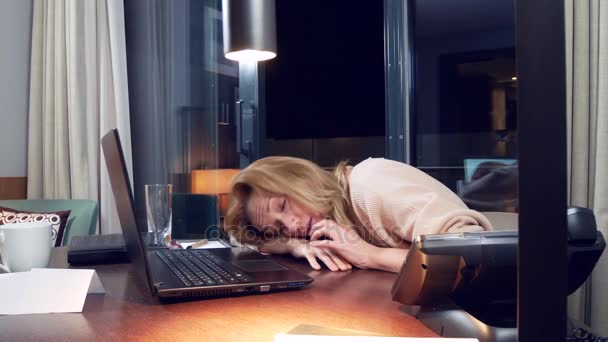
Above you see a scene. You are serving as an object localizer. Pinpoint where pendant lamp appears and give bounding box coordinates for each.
[222,0,277,62]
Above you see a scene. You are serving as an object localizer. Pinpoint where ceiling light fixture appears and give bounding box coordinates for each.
[222,0,277,63]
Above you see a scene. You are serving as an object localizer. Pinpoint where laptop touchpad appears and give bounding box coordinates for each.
[234,260,288,272]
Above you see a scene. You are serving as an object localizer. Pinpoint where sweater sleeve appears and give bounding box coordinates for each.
[349,159,493,247]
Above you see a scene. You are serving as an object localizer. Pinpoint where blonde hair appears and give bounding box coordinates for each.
[224,156,367,245]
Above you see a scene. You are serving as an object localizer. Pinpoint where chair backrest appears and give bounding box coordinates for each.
[481,211,518,231]
[0,199,98,245]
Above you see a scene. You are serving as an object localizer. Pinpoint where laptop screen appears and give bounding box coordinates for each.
[101,128,154,295]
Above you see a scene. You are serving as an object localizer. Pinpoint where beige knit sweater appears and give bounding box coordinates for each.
[348,158,493,248]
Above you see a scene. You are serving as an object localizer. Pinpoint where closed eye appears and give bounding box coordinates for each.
[279,225,288,235]
[261,226,279,237]
[281,199,286,211]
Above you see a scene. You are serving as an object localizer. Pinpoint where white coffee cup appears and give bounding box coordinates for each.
[0,222,52,273]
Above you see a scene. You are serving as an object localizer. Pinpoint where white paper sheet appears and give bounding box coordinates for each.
[177,240,229,249]
[275,335,478,342]
[0,268,105,315]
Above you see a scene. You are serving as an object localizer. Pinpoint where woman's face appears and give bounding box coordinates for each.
[246,190,324,239]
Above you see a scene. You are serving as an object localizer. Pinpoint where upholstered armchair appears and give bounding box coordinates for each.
[0,199,98,246]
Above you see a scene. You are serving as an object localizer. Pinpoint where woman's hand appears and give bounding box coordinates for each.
[259,238,351,271]
[308,219,378,270]
[290,239,352,271]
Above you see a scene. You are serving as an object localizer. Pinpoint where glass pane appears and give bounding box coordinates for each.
[260,0,386,167]
[175,0,240,237]
[406,1,520,338]
[127,0,239,239]
[412,0,518,214]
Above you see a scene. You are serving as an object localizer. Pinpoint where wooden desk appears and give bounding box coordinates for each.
[0,247,436,341]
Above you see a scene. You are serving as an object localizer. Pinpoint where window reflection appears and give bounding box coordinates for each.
[412,0,518,213]
[126,0,239,237]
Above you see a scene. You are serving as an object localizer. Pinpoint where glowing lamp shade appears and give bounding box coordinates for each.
[191,169,240,216]
[225,49,276,63]
[191,169,240,195]
[222,0,277,62]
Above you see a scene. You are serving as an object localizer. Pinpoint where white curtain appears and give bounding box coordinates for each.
[27,0,132,235]
[565,0,608,335]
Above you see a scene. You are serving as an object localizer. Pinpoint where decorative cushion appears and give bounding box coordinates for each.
[0,206,71,247]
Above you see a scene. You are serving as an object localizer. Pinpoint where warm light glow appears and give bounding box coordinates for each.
[511,76,517,80]
[191,169,240,216]
[225,49,276,62]
[191,169,240,195]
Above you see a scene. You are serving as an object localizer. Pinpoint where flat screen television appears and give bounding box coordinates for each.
[264,1,385,140]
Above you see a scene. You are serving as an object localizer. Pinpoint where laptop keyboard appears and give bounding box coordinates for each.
[154,250,251,287]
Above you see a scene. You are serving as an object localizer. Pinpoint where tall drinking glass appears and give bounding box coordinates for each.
[145,184,172,247]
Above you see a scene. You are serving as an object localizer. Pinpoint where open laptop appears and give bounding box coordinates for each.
[101,128,313,299]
